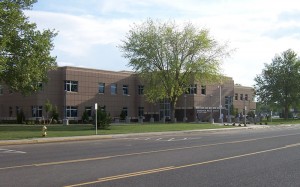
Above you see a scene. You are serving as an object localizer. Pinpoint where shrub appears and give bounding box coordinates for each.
[82,110,89,123]
[120,110,126,120]
[93,106,111,129]
[50,106,59,123]
[17,109,26,124]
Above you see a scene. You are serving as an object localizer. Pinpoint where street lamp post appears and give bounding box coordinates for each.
[184,94,187,122]
[95,103,98,135]
[243,97,246,125]
[210,95,214,123]
[218,85,223,123]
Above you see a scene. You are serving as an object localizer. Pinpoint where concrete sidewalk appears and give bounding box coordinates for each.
[0,124,269,146]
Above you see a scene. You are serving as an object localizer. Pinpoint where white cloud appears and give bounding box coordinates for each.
[25,0,300,87]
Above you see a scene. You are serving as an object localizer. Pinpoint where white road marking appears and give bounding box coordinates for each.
[0,149,26,154]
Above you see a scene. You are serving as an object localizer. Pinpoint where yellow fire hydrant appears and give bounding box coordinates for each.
[42,126,47,137]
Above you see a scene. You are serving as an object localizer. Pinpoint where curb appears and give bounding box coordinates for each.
[0,125,269,146]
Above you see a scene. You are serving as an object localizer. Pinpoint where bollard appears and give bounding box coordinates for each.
[42,126,47,137]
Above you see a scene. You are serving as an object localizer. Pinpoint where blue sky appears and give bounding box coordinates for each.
[25,0,300,87]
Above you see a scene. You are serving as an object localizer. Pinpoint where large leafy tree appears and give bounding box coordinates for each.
[0,0,57,95]
[120,19,230,122]
[254,49,300,119]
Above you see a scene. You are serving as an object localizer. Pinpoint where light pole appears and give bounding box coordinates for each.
[184,94,187,122]
[218,85,222,123]
[126,94,130,123]
[243,97,246,125]
[95,103,98,135]
[210,94,213,123]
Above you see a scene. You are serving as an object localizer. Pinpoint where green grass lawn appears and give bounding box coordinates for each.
[0,123,233,140]
[1,119,299,140]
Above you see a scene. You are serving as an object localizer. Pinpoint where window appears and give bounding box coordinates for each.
[37,82,43,91]
[235,93,238,100]
[123,85,129,95]
[138,107,144,117]
[32,106,43,117]
[16,106,20,115]
[66,106,78,117]
[138,85,144,95]
[9,107,12,117]
[98,83,105,94]
[64,80,78,92]
[240,94,243,100]
[245,94,248,101]
[187,84,197,94]
[111,83,117,94]
[85,106,92,117]
[0,85,3,95]
[122,107,128,117]
[201,85,206,95]
[159,100,171,119]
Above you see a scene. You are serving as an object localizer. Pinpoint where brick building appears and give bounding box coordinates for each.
[0,66,256,123]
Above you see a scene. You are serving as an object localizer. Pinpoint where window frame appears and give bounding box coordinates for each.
[111,83,117,95]
[64,80,78,92]
[123,85,129,95]
[98,83,105,94]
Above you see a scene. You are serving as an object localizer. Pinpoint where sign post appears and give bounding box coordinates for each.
[95,103,98,135]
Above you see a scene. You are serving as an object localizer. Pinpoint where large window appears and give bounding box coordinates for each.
[32,106,43,117]
[187,84,197,94]
[159,100,171,119]
[138,107,144,117]
[245,94,248,101]
[122,107,128,117]
[64,80,78,92]
[98,83,105,94]
[235,93,238,100]
[201,85,206,95]
[240,94,243,100]
[123,85,129,95]
[66,106,78,117]
[138,85,144,95]
[111,83,117,94]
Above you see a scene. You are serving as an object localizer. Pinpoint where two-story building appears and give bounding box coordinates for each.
[0,66,256,123]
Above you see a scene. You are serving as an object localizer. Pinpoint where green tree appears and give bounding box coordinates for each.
[119,19,230,122]
[44,99,52,124]
[93,106,111,129]
[0,0,57,95]
[254,49,300,119]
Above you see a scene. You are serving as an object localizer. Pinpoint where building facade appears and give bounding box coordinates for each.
[0,66,256,123]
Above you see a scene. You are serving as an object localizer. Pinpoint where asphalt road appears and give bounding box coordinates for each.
[1,125,300,187]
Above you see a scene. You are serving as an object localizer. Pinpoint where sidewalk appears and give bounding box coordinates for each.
[0,124,269,146]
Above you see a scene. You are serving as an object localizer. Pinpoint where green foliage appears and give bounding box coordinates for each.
[119,19,230,121]
[16,109,25,124]
[44,99,52,121]
[50,105,59,123]
[81,110,89,123]
[0,0,57,95]
[93,106,111,129]
[247,111,255,118]
[119,110,126,120]
[254,49,300,119]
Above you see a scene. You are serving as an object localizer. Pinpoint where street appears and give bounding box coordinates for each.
[1,125,300,186]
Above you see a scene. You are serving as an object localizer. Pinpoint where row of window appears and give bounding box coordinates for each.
[234,93,249,101]
[7,106,145,118]
[64,81,206,96]
[0,82,206,96]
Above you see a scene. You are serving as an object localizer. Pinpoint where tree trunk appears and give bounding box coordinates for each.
[284,105,289,119]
